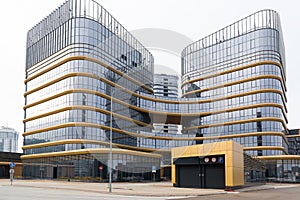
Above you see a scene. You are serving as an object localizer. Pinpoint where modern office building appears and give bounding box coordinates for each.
[22,0,300,183]
[154,74,179,98]
[153,74,179,134]
[182,9,288,157]
[0,126,19,153]
[22,0,159,180]
[287,129,300,155]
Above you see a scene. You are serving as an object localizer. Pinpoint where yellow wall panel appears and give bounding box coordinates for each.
[226,166,234,186]
[232,152,243,167]
[171,164,176,184]
[233,167,244,186]
[225,153,233,167]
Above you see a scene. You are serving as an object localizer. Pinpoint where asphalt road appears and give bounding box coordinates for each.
[177,187,300,200]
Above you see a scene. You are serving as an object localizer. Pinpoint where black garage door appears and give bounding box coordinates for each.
[174,155,225,189]
[177,165,202,188]
[205,164,225,189]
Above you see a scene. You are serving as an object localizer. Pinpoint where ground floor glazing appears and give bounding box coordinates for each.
[22,150,161,181]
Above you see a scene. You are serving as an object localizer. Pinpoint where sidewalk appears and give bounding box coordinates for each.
[0,179,225,197]
[1,179,298,197]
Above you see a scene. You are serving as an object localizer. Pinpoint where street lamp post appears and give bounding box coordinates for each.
[109,91,113,192]
[94,73,113,192]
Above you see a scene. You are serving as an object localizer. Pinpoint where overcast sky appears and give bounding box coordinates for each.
[0,0,299,152]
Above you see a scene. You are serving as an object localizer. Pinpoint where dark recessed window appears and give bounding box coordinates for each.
[121,54,127,61]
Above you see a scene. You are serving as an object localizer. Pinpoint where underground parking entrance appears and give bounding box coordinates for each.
[172,140,244,189]
[174,155,225,189]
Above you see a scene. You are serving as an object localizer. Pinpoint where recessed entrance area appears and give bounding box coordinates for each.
[172,141,244,189]
[174,155,225,189]
[53,167,58,179]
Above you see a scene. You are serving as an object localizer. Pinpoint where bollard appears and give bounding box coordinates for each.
[9,168,14,185]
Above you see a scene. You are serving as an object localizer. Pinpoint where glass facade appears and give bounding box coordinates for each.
[182,9,287,156]
[0,126,19,153]
[154,74,179,98]
[23,0,299,182]
[22,151,160,181]
[153,74,180,135]
[264,158,300,183]
[287,129,300,155]
[23,0,157,181]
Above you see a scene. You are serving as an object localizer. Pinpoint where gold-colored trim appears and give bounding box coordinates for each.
[24,88,151,115]
[22,132,287,146]
[197,88,285,104]
[23,139,289,156]
[25,72,83,96]
[24,71,288,120]
[21,148,162,160]
[0,162,22,166]
[203,103,287,124]
[25,72,127,97]
[187,74,282,92]
[182,61,286,90]
[24,70,287,109]
[23,105,151,128]
[24,87,287,123]
[23,98,287,131]
[286,135,300,138]
[24,90,79,109]
[211,131,286,140]
[183,74,287,102]
[22,120,288,144]
[243,146,288,155]
[25,56,153,93]
[25,57,79,83]
[186,116,288,132]
[23,68,288,123]
[256,155,300,160]
[22,139,170,153]
[26,45,77,75]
